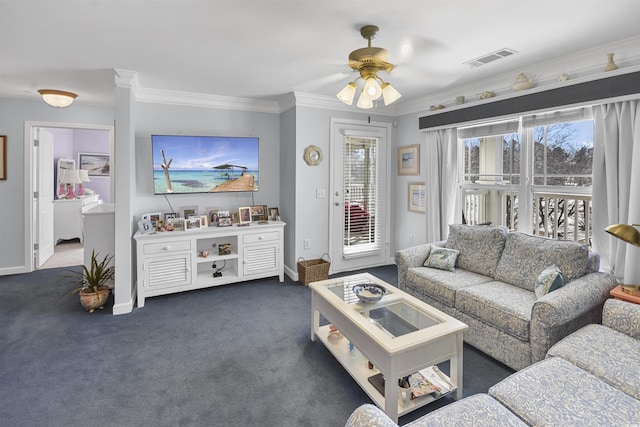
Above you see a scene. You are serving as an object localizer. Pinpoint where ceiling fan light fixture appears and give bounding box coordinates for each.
[37,89,77,108]
[337,25,401,109]
[362,77,382,100]
[381,82,401,105]
[336,82,357,105]
[356,92,374,109]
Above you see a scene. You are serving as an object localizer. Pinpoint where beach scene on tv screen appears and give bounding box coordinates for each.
[152,135,259,194]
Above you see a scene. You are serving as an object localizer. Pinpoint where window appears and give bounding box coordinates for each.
[343,136,379,253]
[459,107,594,244]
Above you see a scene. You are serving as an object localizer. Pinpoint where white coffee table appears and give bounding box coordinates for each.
[310,273,468,422]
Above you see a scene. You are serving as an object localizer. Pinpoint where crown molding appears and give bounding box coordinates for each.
[114,69,139,90]
[134,87,281,113]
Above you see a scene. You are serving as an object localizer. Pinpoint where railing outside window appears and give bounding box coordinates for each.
[533,191,592,244]
[462,187,592,246]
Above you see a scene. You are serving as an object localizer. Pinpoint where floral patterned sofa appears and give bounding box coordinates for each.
[345,299,640,426]
[394,224,617,371]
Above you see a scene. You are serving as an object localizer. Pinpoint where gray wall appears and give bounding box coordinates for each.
[133,102,281,219]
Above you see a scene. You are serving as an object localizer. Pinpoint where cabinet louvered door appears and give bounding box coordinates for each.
[144,254,192,290]
[243,244,278,277]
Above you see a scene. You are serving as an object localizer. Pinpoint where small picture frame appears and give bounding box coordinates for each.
[184,217,201,231]
[408,182,426,213]
[164,212,177,221]
[180,205,198,218]
[137,219,154,234]
[207,208,219,226]
[155,219,165,232]
[167,217,184,231]
[268,207,280,221]
[217,211,232,227]
[250,205,268,221]
[199,215,209,228]
[142,212,162,228]
[397,144,420,176]
[238,206,251,224]
[219,243,232,256]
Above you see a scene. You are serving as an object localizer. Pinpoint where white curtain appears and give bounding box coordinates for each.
[592,100,640,283]
[424,128,459,242]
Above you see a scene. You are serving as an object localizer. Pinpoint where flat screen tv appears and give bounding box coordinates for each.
[151,135,259,194]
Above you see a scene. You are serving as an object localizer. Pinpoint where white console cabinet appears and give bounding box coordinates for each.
[134,221,285,307]
[54,194,101,244]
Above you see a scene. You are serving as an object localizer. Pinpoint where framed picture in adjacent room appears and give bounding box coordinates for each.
[78,152,110,176]
[408,182,426,213]
[397,144,420,176]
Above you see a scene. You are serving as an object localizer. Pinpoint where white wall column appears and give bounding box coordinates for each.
[112,69,138,314]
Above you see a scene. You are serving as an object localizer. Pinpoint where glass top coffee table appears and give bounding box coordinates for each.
[310,273,468,422]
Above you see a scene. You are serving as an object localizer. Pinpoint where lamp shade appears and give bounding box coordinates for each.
[381,83,402,105]
[78,169,91,182]
[356,92,374,109]
[37,89,77,108]
[605,223,640,247]
[336,82,357,105]
[61,169,82,185]
[362,77,383,100]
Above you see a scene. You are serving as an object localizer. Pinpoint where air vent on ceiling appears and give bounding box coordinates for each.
[464,48,517,68]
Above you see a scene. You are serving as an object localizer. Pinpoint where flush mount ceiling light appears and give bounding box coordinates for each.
[336,25,401,109]
[37,89,78,108]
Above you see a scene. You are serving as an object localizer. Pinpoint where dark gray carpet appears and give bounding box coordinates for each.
[0,265,513,426]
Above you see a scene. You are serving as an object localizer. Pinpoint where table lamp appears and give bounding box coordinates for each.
[77,169,91,196]
[605,223,640,295]
[61,169,82,199]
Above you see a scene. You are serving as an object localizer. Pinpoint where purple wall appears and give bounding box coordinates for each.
[47,127,111,203]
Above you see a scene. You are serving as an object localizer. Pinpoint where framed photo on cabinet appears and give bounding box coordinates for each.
[397,144,420,176]
[408,182,426,213]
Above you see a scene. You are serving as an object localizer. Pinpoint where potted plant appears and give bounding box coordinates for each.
[63,250,114,313]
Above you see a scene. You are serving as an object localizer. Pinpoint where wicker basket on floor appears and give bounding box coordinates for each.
[297,253,331,285]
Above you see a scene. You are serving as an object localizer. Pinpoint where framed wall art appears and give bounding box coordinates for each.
[0,135,6,180]
[408,182,426,213]
[397,144,420,176]
[78,152,110,176]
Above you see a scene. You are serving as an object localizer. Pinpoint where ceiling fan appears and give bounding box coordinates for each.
[336,25,401,109]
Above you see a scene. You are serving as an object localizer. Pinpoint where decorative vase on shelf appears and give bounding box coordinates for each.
[604,53,618,72]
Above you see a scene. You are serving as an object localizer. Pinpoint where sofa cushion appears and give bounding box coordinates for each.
[407,394,528,427]
[406,267,493,307]
[445,224,508,277]
[489,357,640,426]
[547,323,640,400]
[534,265,564,298]
[455,281,535,341]
[495,232,589,292]
[423,247,459,272]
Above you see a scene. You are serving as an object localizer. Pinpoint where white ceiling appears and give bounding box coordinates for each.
[2,0,640,111]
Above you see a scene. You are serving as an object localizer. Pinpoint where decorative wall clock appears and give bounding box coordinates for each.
[304,145,322,166]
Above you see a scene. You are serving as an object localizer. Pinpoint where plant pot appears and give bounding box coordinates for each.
[79,286,110,313]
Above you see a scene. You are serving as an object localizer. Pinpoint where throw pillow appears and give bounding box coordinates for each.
[534,265,565,298]
[424,247,460,272]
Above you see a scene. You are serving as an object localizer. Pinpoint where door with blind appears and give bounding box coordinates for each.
[330,119,390,272]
